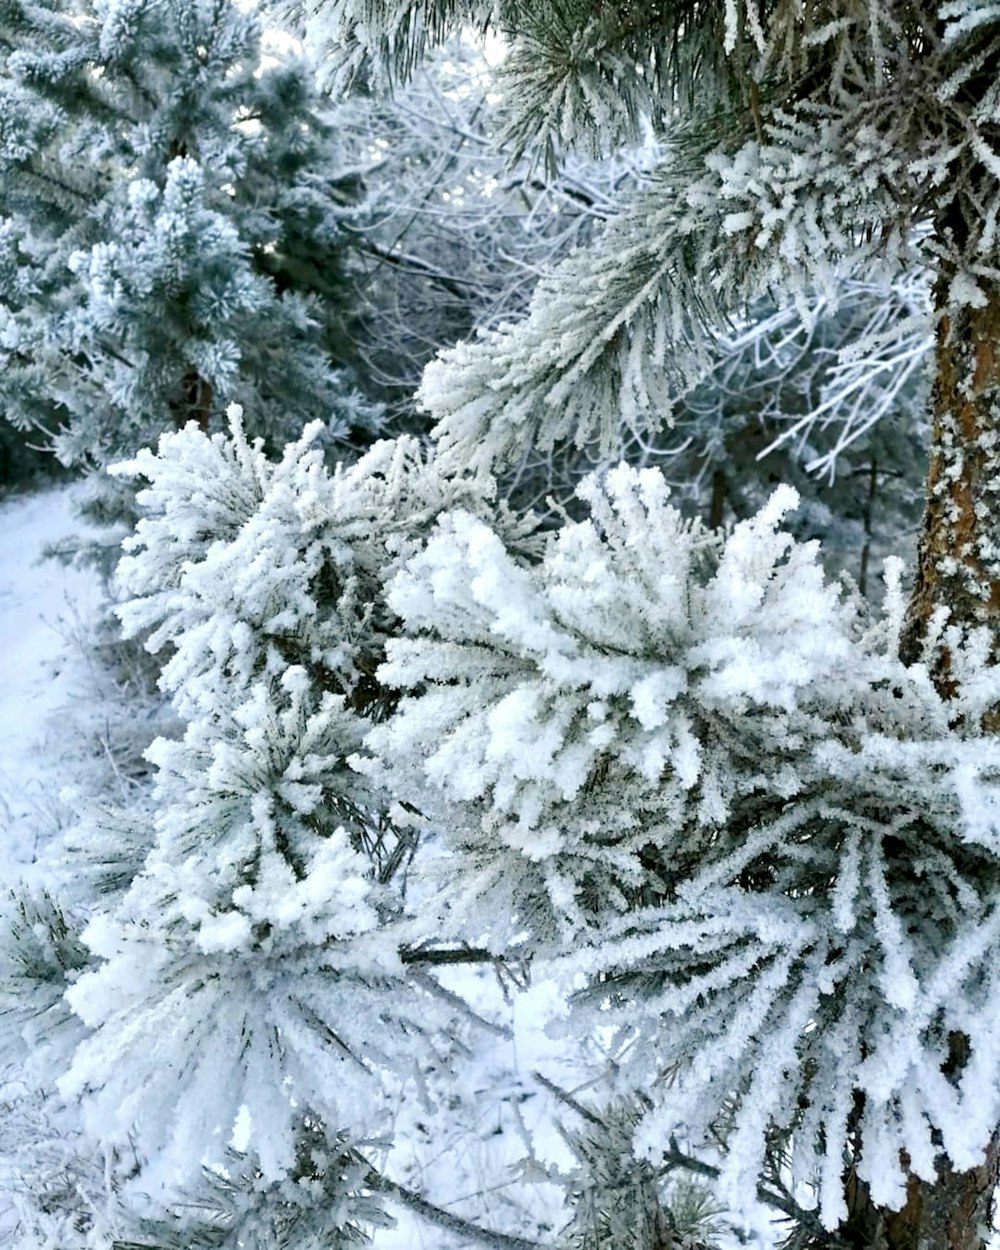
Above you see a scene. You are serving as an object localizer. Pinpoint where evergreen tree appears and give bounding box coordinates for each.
[0,0,380,558]
[0,413,547,1247]
[63,419,453,1198]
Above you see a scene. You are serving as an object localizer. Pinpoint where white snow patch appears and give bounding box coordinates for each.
[0,483,101,879]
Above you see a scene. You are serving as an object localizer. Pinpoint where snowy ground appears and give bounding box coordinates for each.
[0,483,101,880]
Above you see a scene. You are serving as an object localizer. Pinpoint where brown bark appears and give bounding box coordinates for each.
[841,1135,1000,1250]
[708,468,727,530]
[899,276,1000,673]
[175,369,214,433]
[856,266,1000,1247]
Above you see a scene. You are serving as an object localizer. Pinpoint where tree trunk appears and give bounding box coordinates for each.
[886,1140,1000,1250]
[858,455,878,598]
[708,468,727,530]
[899,274,1000,670]
[173,369,214,433]
[842,1135,1000,1250]
[862,268,1000,1247]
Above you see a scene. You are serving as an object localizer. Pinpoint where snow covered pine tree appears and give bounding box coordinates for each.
[10,0,999,1246]
[285,2,1000,1247]
[0,0,380,560]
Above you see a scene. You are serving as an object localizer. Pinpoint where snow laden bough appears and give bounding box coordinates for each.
[0,889,90,1086]
[368,464,1000,1229]
[52,416,498,1210]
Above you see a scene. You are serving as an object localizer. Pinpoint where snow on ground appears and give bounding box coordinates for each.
[0,483,101,880]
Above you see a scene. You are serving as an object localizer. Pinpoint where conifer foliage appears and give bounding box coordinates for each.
[66,417,479,1195]
[0,0,379,543]
[371,466,1000,1230]
[277,1,1000,1245]
[302,2,998,478]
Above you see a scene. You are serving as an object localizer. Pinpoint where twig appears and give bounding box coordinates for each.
[531,1072,602,1127]
[400,945,502,966]
[367,1169,547,1250]
[407,966,513,1040]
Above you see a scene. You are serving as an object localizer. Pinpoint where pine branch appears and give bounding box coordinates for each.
[299,0,482,88]
[421,97,911,476]
[531,1071,602,1126]
[661,1138,832,1238]
[534,1076,835,1238]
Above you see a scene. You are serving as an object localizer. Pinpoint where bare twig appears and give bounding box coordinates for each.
[400,945,501,966]
[367,1169,547,1250]
[531,1072,602,1127]
[407,966,513,1040]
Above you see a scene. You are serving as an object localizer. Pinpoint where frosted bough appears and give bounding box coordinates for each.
[370,464,1000,1228]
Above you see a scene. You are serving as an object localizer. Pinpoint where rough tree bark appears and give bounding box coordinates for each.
[843,1126,1000,1250]
[175,369,214,433]
[900,279,1000,673]
[859,258,1000,1249]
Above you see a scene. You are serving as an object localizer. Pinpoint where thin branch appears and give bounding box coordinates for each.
[366,1169,547,1250]
[400,945,501,966]
[353,238,491,299]
[406,966,513,1040]
[531,1071,602,1126]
